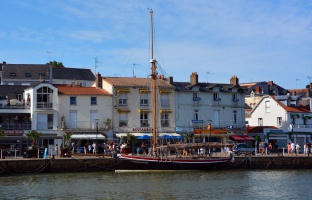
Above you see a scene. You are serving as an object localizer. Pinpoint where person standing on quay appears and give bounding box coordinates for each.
[55,144,58,157]
[290,142,295,155]
[307,142,311,157]
[295,143,300,156]
[287,143,291,156]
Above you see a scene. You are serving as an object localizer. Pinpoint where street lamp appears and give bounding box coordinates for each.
[95,119,99,144]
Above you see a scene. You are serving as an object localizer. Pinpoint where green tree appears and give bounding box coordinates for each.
[46,60,64,68]
[26,130,42,148]
[63,132,73,148]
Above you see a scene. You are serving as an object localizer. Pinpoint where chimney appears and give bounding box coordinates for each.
[268,81,273,86]
[96,72,102,89]
[230,75,239,85]
[167,76,173,84]
[190,72,198,85]
[3,61,6,65]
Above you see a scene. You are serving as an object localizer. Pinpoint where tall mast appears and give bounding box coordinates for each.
[150,9,157,155]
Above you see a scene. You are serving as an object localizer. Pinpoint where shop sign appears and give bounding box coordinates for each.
[4,130,24,135]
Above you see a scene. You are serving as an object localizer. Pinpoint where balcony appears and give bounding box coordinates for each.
[213,98,221,102]
[61,120,110,131]
[0,122,32,130]
[36,102,56,110]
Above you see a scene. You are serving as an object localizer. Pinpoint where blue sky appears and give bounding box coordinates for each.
[1,0,311,89]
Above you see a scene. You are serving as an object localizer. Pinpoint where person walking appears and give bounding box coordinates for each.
[295,143,300,156]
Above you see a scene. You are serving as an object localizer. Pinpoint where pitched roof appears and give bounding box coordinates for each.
[52,67,95,81]
[0,85,29,96]
[102,77,174,88]
[269,96,310,113]
[2,64,50,80]
[172,81,243,93]
[54,84,111,96]
[2,64,94,81]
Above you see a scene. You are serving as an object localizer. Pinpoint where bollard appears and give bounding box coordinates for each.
[283,148,285,156]
[15,149,17,159]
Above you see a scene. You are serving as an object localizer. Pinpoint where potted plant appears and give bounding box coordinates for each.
[104,118,112,129]
[26,130,42,157]
[61,132,72,157]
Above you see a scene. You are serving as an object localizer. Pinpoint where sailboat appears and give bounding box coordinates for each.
[115,9,234,171]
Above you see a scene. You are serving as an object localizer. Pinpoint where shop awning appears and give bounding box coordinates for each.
[290,113,300,118]
[71,134,105,139]
[230,135,254,141]
[115,132,182,138]
[302,114,312,119]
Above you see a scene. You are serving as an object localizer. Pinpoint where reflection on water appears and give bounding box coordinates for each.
[0,170,311,200]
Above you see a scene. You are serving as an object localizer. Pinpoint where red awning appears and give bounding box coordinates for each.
[230,135,254,141]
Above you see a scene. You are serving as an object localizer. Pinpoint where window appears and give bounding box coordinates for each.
[48,114,53,129]
[265,101,270,113]
[119,113,128,127]
[277,117,282,127]
[258,118,263,126]
[161,113,169,127]
[37,86,53,109]
[140,93,148,106]
[70,97,77,105]
[232,93,239,102]
[38,73,45,77]
[160,94,169,108]
[194,109,199,120]
[91,97,97,105]
[213,93,221,101]
[193,92,200,101]
[233,110,237,124]
[9,73,16,77]
[118,93,127,106]
[25,73,31,77]
[140,112,149,127]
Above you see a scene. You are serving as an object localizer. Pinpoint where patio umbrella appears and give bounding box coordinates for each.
[137,135,151,140]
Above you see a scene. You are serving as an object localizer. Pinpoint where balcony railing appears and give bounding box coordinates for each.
[0,104,31,110]
[61,120,110,131]
[0,122,32,130]
[36,102,56,110]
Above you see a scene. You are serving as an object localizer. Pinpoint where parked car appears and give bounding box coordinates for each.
[233,143,255,156]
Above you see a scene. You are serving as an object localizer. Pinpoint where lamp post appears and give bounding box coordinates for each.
[95,119,99,144]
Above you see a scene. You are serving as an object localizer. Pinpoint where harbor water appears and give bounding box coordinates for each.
[0,170,311,200]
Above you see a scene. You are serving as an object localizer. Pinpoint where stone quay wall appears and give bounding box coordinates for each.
[0,156,311,175]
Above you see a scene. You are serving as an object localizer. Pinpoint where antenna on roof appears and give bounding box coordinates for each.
[47,51,54,62]
[206,71,214,82]
[132,63,141,77]
[296,78,301,89]
[94,57,103,74]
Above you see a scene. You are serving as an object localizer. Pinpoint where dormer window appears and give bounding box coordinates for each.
[25,73,31,77]
[9,73,16,77]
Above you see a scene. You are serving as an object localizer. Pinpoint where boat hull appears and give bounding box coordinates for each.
[113,154,231,171]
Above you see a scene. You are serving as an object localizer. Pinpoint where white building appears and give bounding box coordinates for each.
[170,72,247,144]
[246,95,312,148]
[55,83,113,146]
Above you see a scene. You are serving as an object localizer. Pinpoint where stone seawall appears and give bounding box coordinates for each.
[0,156,312,175]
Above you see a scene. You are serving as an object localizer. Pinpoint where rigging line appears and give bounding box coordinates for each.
[118,15,150,77]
